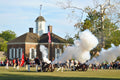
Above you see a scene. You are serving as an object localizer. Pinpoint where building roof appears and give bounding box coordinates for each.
[8,32,67,44]
[39,33,67,43]
[8,32,40,43]
[35,16,46,22]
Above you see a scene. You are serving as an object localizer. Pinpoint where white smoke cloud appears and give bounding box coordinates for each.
[52,29,98,64]
[87,44,120,64]
[40,45,51,64]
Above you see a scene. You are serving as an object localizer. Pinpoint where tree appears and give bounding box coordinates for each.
[57,0,120,50]
[65,33,74,44]
[0,30,16,52]
[75,9,119,50]
[0,30,16,41]
[0,37,8,52]
[107,30,120,46]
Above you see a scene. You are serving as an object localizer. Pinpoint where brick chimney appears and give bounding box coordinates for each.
[48,25,52,33]
[29,28,33,33]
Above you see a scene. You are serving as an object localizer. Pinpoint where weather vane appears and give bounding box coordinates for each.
[40,5,42,16]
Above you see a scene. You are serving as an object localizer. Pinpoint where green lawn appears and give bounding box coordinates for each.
[0,66,120,80]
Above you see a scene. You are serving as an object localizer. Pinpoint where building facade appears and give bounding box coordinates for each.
[7,16,69,61]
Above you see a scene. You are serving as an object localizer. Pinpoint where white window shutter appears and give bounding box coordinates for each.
[17,49,19,58]
[34,49,36,58]
[20,48,22,59]
[60,49,62,56]
[9,49,12,59]
[13,48,15,58]
[11,48,13,59]
[29,48,31,59]
[55,48,57,59]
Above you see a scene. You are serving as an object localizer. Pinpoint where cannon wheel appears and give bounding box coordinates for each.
[76,64,88,71]
[82,64,88,71]
[48,64,55,72]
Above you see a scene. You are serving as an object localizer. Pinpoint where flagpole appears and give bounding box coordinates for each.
[48,25,52,61]
[48,25,51,60]
[48,41,50,60]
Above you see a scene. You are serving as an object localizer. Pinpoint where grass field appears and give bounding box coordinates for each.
[0,66,120,80]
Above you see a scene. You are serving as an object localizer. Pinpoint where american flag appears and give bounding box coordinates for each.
[48,28,51,43]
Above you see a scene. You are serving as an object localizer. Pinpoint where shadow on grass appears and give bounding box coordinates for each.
[0,73,119,80]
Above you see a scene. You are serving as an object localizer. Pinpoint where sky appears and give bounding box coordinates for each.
[0,0,92,38]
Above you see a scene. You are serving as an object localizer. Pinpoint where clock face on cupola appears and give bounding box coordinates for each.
[35,5,46,36]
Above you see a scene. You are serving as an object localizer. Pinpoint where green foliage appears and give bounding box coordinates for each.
[0,30,16,52]
[109,30,120,46]
[74,7,120,51]
[1,56,6,61]
[65,34,74,44]
[67,38,74,44]
[0,30,16,41]
[0,37,4,42]
[0,37,8,52]
[0,40,8,52]
[74,9,101,32]
[73,32,79,40]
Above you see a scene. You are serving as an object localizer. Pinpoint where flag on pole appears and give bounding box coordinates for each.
[20,52,25,67]
[48,28,51,43]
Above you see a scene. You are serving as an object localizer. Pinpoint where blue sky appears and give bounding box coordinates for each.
[0,0,92,38]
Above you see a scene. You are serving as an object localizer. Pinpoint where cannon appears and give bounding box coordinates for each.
[39,62,55,72]
[75,63,89,71]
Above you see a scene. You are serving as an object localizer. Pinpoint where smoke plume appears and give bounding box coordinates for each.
[52,29,98,64]
[87,44,120,64]
[40,45,51,64]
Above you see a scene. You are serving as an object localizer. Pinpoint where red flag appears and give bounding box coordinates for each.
[20,52,24,67]
[48,31,51,43]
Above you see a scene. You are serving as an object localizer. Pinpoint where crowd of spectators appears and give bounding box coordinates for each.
[1,57,120,72]
[89,60,120,70]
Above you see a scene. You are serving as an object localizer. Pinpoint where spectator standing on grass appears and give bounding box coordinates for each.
[5,57,9,69]
[0,60,1,66]
[40,60,43,72]
[71,59,75,71]
[17,58,20,70]
[51,57,55,70]
[68,60,71,71]
[26,58,30,71]
[1,60,3,66]
[15,58,18,67]
[65,60,69,71]
[13,59,16,68]
[34,57,40,72]
[9,61,12,66]
[0,60,3,66]
[57,61,64,72]
[25,57,27,70]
